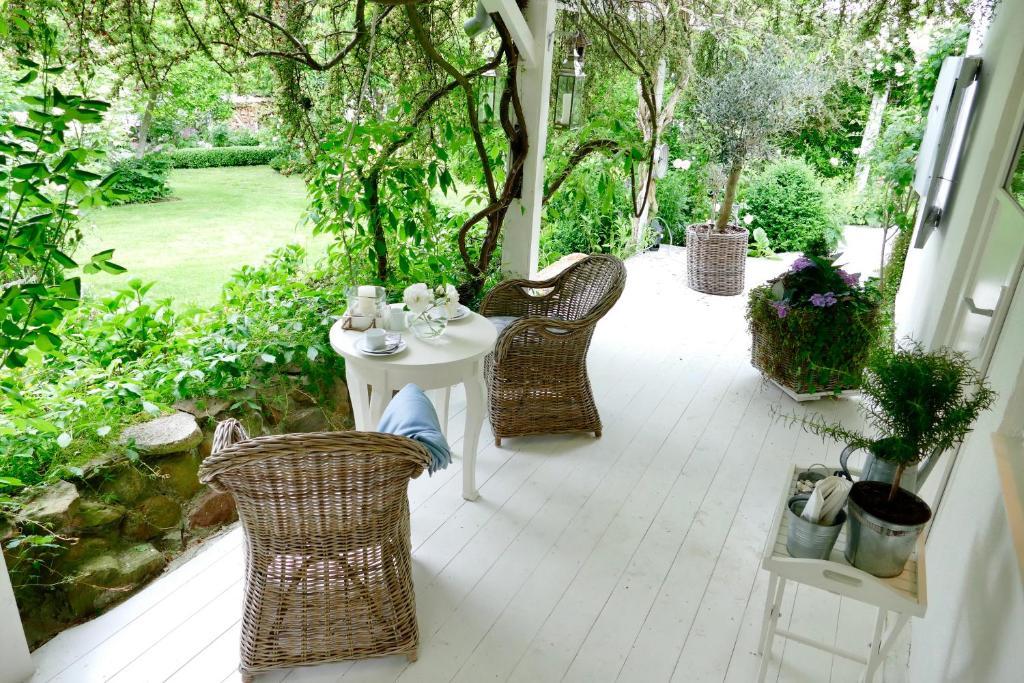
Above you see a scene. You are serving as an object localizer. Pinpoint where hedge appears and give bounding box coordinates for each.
[165,145,283,169]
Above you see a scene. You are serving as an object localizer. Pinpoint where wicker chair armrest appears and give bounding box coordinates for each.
[479,275,565,317]
[492,316,595,363]
[198,430,432,490]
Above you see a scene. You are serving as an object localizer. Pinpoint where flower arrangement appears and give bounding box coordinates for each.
[747,253,882,395]
[404,283,459,339]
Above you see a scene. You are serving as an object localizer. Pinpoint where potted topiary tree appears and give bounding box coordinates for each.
[689,46,827,295]
[747,253,881,400]
[794,343,996,577]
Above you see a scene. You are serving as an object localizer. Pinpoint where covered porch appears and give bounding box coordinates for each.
[27,250,907,683]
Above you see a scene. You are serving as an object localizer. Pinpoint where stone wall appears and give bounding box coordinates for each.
[0,379,352,648]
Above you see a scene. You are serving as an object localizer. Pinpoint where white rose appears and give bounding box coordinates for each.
[403,283,432,315]
[829,157,840,166]
[439,284,460,317]
[743,213,754,225]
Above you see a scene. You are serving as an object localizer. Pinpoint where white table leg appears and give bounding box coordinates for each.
[345,365,372,431]
[861,608,888,683]
[429,387,451,437]
[757,576,787,683]
[368,380,390,428]
[461,359,486,501]
[757,572,780,655]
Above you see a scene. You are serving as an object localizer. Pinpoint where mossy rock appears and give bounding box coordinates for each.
[153,451,202,499]
[66,542,166,618]
[18,480,81,530]
[97,462,157,505]
[122,495,181,541]
[119,412,202,457]
[71,501,125,534]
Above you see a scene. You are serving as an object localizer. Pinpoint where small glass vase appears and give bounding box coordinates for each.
[409,302,449,340]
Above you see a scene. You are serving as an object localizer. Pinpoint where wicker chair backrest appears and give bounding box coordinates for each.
[550,255,627,322]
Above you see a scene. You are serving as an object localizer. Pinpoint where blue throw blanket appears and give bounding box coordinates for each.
[377,384,452,475]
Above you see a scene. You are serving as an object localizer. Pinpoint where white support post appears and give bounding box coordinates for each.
[1,552,33,683]
[500,0,557,279]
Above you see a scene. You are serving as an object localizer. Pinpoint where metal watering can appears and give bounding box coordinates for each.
[839,440,942,494]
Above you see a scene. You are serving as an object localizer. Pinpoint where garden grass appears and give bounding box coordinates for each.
[77,166,330,307]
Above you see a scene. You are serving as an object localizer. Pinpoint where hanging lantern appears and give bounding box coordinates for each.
[478,64,501,124]
[554,31,587,129]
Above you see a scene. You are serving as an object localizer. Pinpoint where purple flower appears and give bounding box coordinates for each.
[770,301,789,318]
[837,269,860,287]
[809,292,838,307]
[790,256,814,272]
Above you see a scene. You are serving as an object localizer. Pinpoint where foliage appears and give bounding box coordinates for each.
[0,246,346,488]
[743,158,841,253]
[747,227,776,259]
[165,145,282,169]
[747,253,881,394]
[694,44,830,230]
[107,154,172,205]
[540,158,634,266]
[0,11,123,373]
[655,126,714,234]
[209,124,260,148]
[793,342,996,500]
[782,80,871,180]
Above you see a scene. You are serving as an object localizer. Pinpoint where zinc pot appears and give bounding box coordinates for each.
[845,481,932,578]
[686,223,748,296]
[786,494,846,560]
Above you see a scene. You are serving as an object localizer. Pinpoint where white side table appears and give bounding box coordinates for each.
[757,465,927,683]
[329,312,497,501]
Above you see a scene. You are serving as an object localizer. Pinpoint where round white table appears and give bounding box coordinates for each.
[329,311,497,501]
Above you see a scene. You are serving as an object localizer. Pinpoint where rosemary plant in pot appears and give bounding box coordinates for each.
[689,46,827,296]
[797,343,995,577]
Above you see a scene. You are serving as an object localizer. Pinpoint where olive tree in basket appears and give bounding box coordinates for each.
[688,46,828,295]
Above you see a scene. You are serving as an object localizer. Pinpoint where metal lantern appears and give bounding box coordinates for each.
[478,66,501,124]
[554,32,587,129]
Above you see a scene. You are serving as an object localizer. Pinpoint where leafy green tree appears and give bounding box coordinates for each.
[1,8,123,373]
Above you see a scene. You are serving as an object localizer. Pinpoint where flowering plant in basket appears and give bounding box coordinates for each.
[746,253,881,395]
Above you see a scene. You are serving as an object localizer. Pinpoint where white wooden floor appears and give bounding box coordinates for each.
[29,249,910,683]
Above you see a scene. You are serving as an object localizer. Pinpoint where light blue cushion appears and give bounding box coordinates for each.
[487,315,519,335]
[377,384,451,475]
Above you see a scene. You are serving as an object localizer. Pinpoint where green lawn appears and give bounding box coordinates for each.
[77,166,329,307]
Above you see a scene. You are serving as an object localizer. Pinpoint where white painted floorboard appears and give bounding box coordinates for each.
[29,250,910,683]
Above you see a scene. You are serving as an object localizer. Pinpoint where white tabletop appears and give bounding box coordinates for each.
[329,310,497,368]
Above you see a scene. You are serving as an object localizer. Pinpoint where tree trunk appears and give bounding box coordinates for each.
[715,163,742,232]
[136,94,156,159]
[855,86,889,193]
[365,172,388,282]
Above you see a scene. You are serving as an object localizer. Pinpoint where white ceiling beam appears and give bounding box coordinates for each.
[482,0,538,67]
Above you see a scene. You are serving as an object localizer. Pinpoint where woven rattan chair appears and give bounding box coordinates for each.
[199,419,431,681]
[479,254,626,445]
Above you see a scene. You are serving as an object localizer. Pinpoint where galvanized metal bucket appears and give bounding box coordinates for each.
[845,492,929,578]
[786,495,846,560]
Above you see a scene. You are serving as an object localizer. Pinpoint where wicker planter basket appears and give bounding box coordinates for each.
[686,223,749,296]
[748,293,880,398]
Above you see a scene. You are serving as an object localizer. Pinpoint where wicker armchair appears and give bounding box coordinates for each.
[199,420,431,681]
[479,254,626,445]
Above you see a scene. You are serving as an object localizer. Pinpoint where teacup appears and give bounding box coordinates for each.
[364,328,387,351]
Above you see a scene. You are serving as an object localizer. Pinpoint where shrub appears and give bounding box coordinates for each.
[654,167,710,242]
[108,155,172,205]
[165,146,282,169]
[540,160,634,266]
[209,124,261,147]
[0,247,346,489]
[269,149,310,176]
[744,158,841,253]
